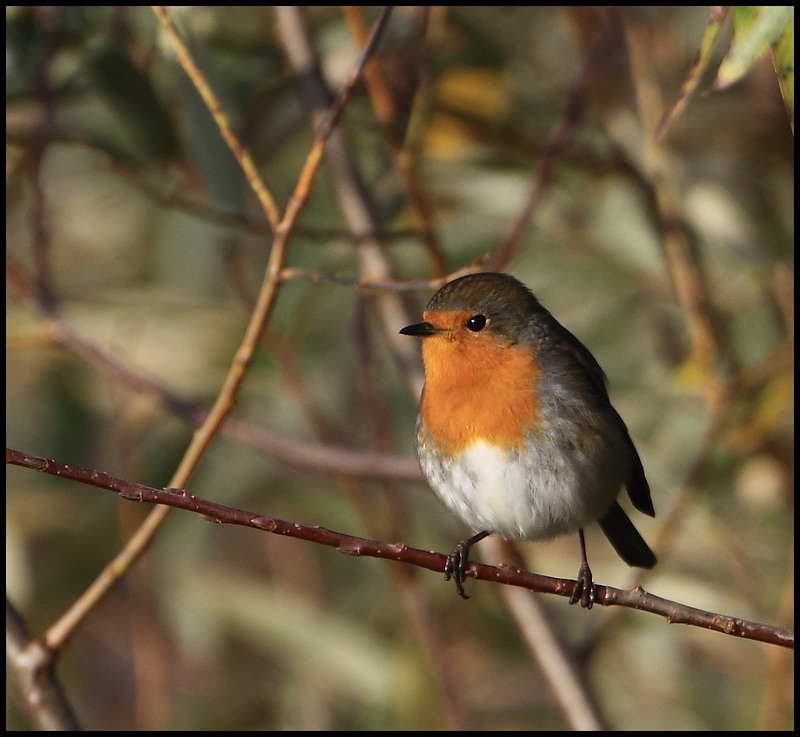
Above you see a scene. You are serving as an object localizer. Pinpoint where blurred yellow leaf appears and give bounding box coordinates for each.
[425,68,511,156]
[435,67,511,119]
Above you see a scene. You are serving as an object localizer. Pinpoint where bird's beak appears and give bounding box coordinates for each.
[399,321,439,337]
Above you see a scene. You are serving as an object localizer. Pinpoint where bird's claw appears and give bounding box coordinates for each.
[569,560,596,609]
[445,541,471,599]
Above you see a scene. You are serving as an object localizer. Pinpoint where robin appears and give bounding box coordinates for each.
[400,272,656,607]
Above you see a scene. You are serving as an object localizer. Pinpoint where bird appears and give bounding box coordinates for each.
[399,272,656,607]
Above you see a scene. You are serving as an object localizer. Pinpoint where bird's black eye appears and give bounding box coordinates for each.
[466,314,487,332]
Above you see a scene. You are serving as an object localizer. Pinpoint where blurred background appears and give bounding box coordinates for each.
[6,6,793,730]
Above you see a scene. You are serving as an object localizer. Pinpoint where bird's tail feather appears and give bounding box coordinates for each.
[598,501,656,569]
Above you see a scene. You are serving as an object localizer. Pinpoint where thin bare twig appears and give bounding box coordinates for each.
[36,5,396,656]
[151,5,282,228]
[7,448,794,651]
[6,598,82,731]
[279,261,481,292]
[623,13,737,407]
[275,6,425,399]
[6,302,423,482]
[341,6,447,277]
[489,12,597,272]
[483,537,607,731]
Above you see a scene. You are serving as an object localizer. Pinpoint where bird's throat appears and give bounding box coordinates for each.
[420,339,540,454]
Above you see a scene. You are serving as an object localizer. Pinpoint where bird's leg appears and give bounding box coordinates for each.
[445,530,490,599]
[569,528,596,609]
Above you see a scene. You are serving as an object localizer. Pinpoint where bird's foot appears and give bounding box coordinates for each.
[444,531,490,600]
[569,560,596,609]
[444,540,472,599]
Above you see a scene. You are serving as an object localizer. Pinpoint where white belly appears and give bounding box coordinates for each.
[418,438,622,542]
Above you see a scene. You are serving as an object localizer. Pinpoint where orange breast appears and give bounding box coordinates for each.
[419,320,539,455]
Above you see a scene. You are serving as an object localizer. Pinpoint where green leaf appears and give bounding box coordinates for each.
[656,8,727,140]
[713,6,795,91]
[770,9,794,132]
